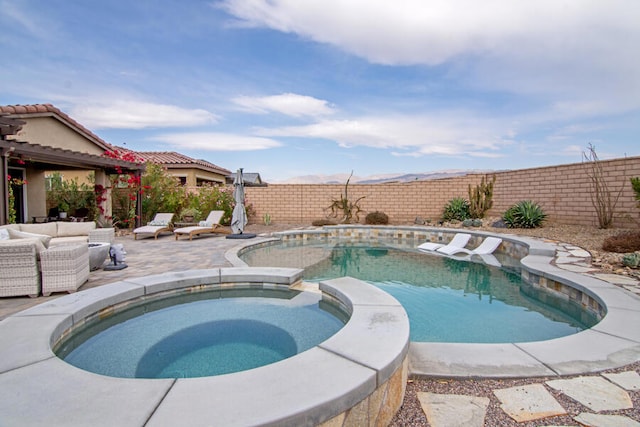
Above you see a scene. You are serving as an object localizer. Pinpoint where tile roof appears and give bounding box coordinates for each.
[135,151,231,175]
[1,104,231,176]
[0,104,114,151]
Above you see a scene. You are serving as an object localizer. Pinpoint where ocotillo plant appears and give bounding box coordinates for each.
[468,174,495,219]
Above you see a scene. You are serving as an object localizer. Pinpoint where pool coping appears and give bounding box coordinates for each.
[0,268,410,426]
[228,225,640,378]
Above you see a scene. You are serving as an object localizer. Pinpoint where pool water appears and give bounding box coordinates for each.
[57,289,346,378]
[241,242,598,343]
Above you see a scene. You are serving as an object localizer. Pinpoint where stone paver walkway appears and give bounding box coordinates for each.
[419,370,639,426]
[417,393,489,427]
[493,384,567,422]
[546,376,633,412]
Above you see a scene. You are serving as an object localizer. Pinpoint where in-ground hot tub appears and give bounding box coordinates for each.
[0,268,409,426]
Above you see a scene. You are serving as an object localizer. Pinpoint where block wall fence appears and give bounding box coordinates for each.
[245,156,640,227]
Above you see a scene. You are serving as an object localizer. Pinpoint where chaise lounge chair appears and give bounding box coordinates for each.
[133,213,175,240]
[174,210,224,240]
[418,233,471,252]
[436,236,503,256]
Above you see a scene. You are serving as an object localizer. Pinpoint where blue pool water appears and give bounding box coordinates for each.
[58,289,346,378]
[240,242,598,343]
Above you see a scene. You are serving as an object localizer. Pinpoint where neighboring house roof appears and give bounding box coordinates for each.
[226,172,266,186]
[0,104,115,152]
[135,151,231,176]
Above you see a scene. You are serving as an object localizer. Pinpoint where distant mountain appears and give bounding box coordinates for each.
[274,169,494,184]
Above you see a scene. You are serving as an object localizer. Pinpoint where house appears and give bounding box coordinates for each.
[134,151,231,187]
[0,104,144,225]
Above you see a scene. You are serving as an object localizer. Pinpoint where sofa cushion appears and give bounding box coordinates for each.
[19,222,58,237]
[0,224,20,232]
[57,221,96,237]
[0,237,46,255]
[8,229,52,248]
[50,236,89,246]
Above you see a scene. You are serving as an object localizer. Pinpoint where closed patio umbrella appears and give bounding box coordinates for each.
[230,168,247,235]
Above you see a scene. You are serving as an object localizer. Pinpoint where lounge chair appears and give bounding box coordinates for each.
[418,233,471,252]
[133,213,175,240]
[174,210,224,240]
[436,236,503,256]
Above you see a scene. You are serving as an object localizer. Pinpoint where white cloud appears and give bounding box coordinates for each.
[220,1,635,64]
[231,93,335,117]
[256,113,511,157]
[220,0,640,113]
[70,100,219,129]
[149,132,282,151]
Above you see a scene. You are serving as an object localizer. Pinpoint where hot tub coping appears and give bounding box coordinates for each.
[0,268,410,426]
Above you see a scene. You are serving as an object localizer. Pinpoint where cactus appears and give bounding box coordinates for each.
[468,174,495,219]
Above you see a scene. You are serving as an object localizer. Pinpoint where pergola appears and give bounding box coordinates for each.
[0,113,145,226]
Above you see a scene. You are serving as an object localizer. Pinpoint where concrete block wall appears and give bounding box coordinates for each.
[246,156,640,227]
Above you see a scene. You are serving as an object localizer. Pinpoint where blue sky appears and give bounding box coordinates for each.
[1,0,639,182]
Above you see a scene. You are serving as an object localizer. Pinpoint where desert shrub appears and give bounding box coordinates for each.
[602,231,640,253]
[365,211,389,225]
[312,219,337,226]
[502,200,547,229]
[622,253,640,268]
[326,172,365,223]
[583,144,624,229]
[442,197,471,222]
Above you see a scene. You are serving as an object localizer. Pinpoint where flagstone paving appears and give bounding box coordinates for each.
[417,393,489,427]
[574,412,640,427]
[603,371,640,391]
[493,384,567,422]
[546,377,633,412]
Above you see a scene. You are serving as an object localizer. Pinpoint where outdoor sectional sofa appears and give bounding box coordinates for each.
[0,222,115,298]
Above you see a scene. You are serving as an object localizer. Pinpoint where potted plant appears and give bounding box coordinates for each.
[58,201,70,219]
[181,207,200,223]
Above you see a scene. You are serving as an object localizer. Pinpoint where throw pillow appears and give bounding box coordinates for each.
[198,221,212,227]
[148,220,169,226]
[0,229,9,240]
[8,229,52,248]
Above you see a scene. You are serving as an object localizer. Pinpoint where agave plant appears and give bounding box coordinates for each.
[442,197,471,222]
[503,200,547,229]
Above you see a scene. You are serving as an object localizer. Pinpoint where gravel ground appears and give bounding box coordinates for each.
[245,220,640,426]
[391,362,640,426]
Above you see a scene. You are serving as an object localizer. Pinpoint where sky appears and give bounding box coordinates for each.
[1,0,639,182]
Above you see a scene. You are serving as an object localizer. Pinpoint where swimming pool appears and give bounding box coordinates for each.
[240,240,598,343]
[57,288,347,378]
